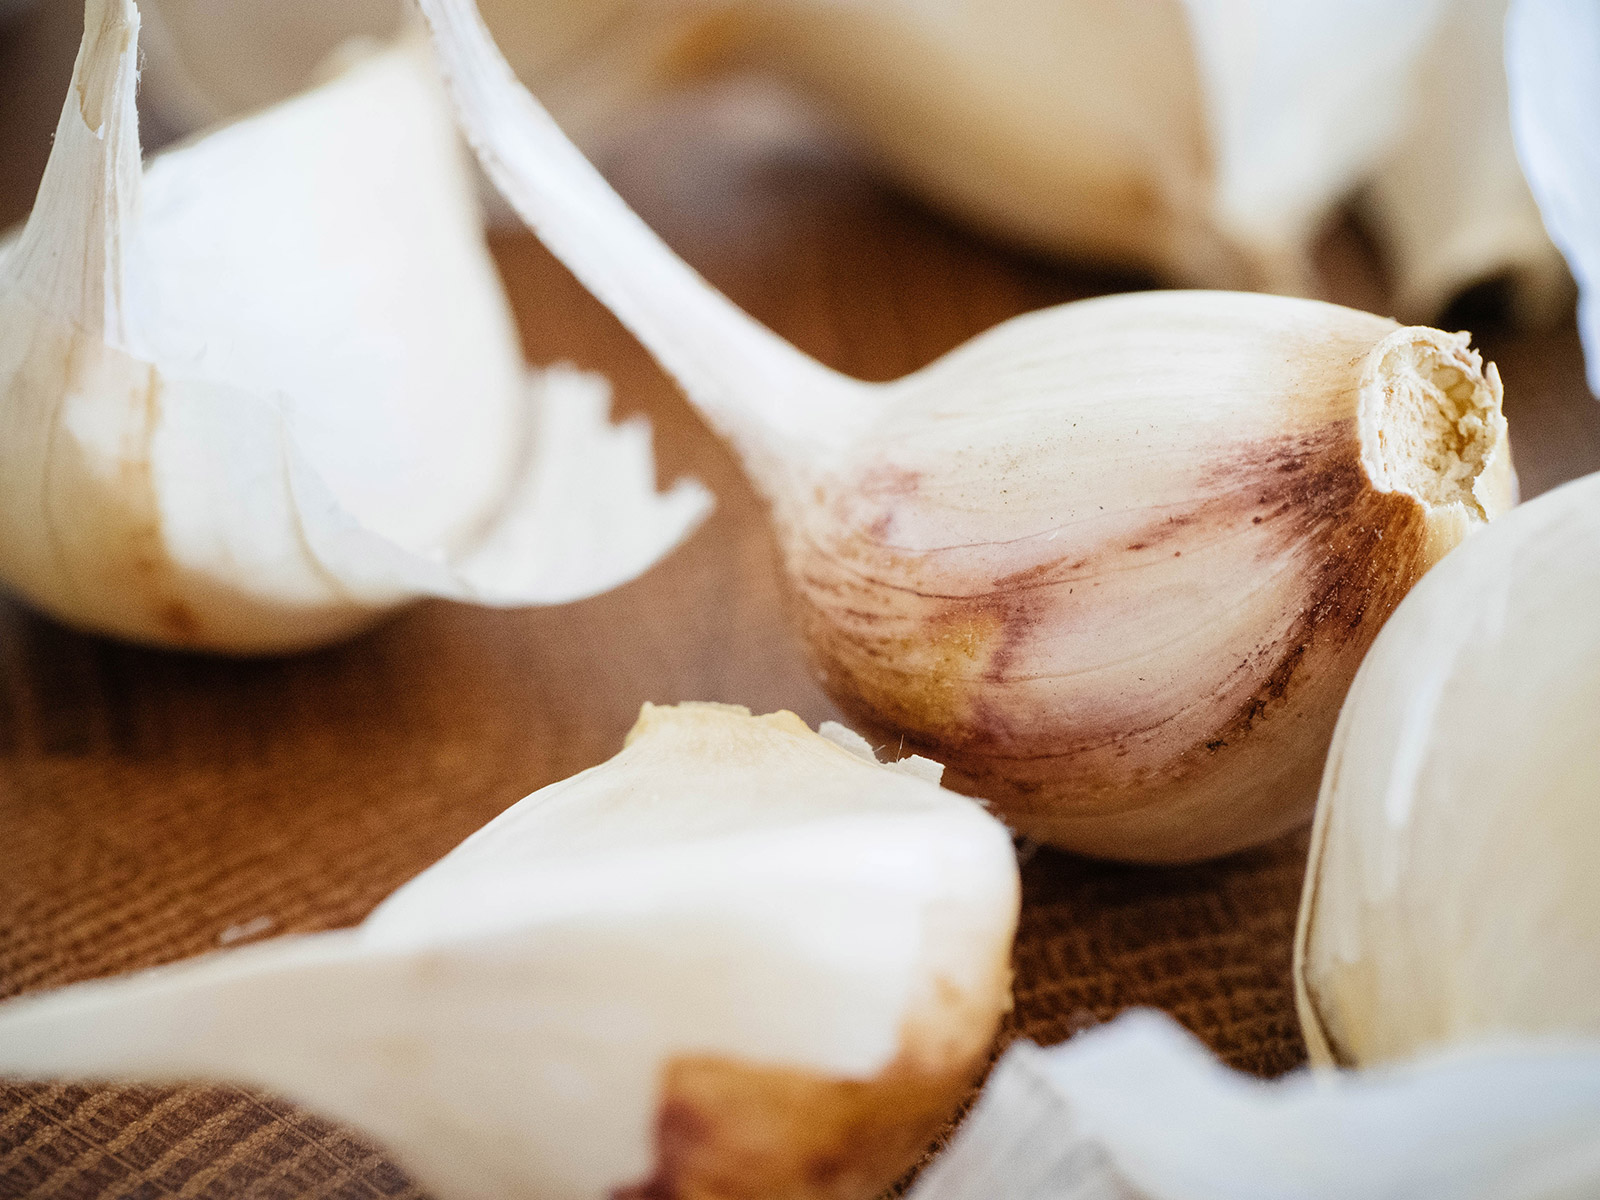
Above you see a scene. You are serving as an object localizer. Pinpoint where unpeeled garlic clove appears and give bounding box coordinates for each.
[0,0,709,654]
[907,1009,1600,1199]
[1295,471,1600,1068]
[417,0,1515,862]
[0,703,1021,1200]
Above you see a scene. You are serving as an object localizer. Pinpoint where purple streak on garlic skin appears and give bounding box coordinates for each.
[778,294,1510,863]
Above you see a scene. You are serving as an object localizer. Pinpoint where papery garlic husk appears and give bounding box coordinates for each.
[0,703,1021,1200]
[1362,0,1575,328]
[908,1009,1600,1200]
[0,0,709,654]
[1296,471,1600,1068]
[415,0,1516,862]
[1507,0,1600,395]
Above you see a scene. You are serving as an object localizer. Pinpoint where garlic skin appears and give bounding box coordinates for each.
[1296,472,1600,1068]
[908,1009,1600,1200]
[417,0,1514,862]
[0,0,708,653]
[0,704,1021,1200]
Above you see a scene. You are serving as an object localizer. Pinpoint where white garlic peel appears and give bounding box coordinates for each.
[908,1009,1600,1200]
[1507,0,1600,395]
[0,0,709,653]
[416,0,1514,862]
[0,703,1021,1200]
[1295,471,1600,1068]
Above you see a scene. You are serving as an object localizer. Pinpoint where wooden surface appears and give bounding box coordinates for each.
[3,2,1600,1196]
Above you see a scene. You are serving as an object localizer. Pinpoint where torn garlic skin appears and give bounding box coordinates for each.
[0,0,709,654]
[416,0,1515,863]
[0,704,1021,1200]
[1296,472,1600,1068]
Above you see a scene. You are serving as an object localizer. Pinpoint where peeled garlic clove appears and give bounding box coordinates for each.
[1363,0,1576,329]
[0,703,1021,1200]
[908,1009,1600,1199]
[1295,472,1600,1067]
[418,0,1514,862]
[0,0,709,653]
[1507,0,1600,394]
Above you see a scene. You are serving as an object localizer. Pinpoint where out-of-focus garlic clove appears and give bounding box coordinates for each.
[0,0,708,653]
[1363,0,1575,329]
[907,1009,1600,1199]
[0,703,1021,1200]
[419,0,1514,862]
[1507,0,1600,394]
[1295,472,1600,1067]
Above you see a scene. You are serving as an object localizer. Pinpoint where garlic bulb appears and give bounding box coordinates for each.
[137,0,1566,321]
[1295,472,1600,1067]
[1507,0,1600,395]
[0,0,708,654]
[418,0,1515,863]
[0,703,1021,1200]
[908,1009,1600,1200]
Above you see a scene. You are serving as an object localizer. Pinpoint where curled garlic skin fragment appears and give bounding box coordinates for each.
[908,1009,1600,1200]
[418,0,1515,863]
[1296,472,1600,1068]
[0,703,1021,1200]
[0,0,708,654]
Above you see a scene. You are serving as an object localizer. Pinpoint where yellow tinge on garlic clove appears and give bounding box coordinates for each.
[1296,472,1600,1067]
[0,703,1021,1200]
[0,0,709,654]
[415,0,1515,862]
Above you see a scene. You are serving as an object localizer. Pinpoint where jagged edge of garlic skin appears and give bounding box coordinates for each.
[0,5,709,653]
[1294,473,1600,1069]
[0,704,1020,1199]
[909,1009,1600,1200]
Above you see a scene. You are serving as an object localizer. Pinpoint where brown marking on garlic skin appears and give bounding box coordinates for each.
[785,423,1438,862]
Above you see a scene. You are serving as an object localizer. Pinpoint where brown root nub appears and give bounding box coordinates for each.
[1358,328,1505,519]
[612,1052,982,1200]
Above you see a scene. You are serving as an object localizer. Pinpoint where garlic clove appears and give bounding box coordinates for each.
[0,0,708,653]
[1363,0,1575,329]
[416,0,1514,861]
[1507,0,1600,394]
[1295,470,1600,1068]
[1176,0,1442,293]
[907,1009,1600,1199]
[0,703,1020,1200]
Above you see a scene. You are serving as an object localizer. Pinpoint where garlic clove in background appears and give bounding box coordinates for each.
[0,703,1022,1200]
[907,1009,1600,1200]
[1507,0,1600,395]
[1295,471,1600,1068]
[0,0,709,654]
[417,0,1515,862]
[132,0,1571,324]
[1363,0,1574,328]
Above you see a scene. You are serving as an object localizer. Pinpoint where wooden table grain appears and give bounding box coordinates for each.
[3,4,1599,1197]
